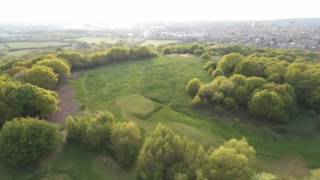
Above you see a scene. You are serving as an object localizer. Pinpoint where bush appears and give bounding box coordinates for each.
[0,117,62,166]
[107,47,129,62]
[203,61,217,71]
[185,78,202,96]
[111,122,142,167]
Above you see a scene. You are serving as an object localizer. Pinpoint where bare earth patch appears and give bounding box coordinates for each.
[49,84,80,123]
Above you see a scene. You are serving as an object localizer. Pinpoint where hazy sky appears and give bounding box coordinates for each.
[1,0,319,24]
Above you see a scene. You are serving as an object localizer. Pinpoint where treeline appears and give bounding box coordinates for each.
[162,44,320,61]
[57,46,157,70]
[186,49,320,122]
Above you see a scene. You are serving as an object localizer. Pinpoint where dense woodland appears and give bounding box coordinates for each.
[0,44,320,179]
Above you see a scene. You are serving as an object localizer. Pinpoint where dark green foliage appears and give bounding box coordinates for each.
[106,47,130,61]
[0,117,62,166]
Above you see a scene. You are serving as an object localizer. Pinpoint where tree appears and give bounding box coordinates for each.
[36,58,71,78]
[137,124,185,180]
[107,47,129,62]
[234,59,264,77]
[211,68,224,79]
[185,78,203,96]
[245,77,266,93]
[0,80,59,124]
[207,138,255,180]
[132,46,156,59]
[249,90,286,120]
[111,121,142,167]
[200,52,211,60]
[217,53,243,74]
[15,66,58,90]
[0,117,62,166]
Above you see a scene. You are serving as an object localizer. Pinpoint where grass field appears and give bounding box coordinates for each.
[6,42,69,49]
[141,40,177,46]
[74,37,119,44]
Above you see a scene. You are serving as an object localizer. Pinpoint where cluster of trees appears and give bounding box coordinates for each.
[58,46,157,70]
[187,49,320,122]
[0,78,59,124]
[66,111,142,167]
[4,56,71,90]
[137,124,279,180]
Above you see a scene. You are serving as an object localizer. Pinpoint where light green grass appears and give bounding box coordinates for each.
[116,95,160,119]
[6,42,69,49]
[72,55,320,169]
[75,37,119,44]
[141,40,177,46]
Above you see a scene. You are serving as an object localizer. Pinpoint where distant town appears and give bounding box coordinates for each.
[1,18,320,57]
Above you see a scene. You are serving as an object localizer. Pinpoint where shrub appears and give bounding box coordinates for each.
[0,117,62,166]
[185,78,202,96]
[111,122,142,167]
[107,47,129,61]
[203,61,217,71]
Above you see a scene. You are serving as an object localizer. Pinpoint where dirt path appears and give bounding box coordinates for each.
[49,83,80,124]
